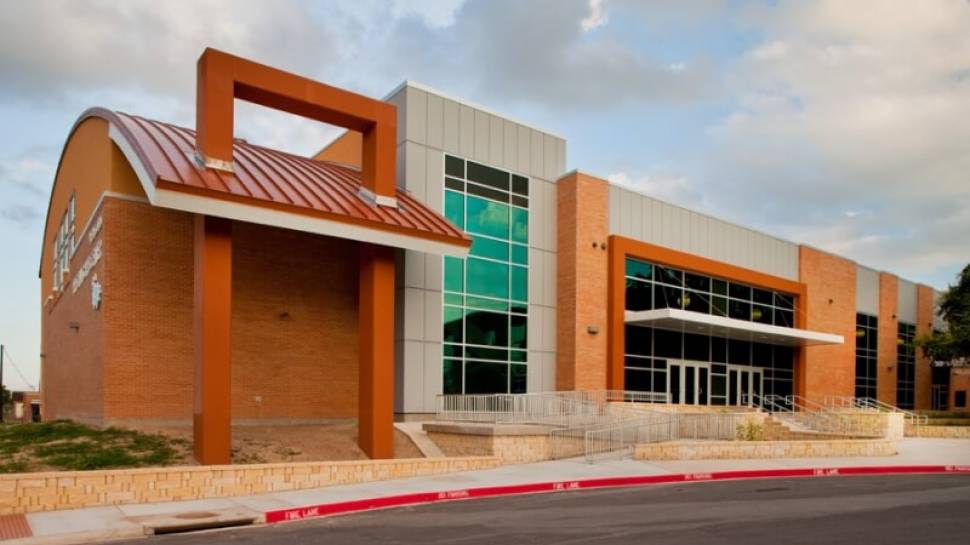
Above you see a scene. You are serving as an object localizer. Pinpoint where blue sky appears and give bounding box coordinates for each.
[1,0,969,391]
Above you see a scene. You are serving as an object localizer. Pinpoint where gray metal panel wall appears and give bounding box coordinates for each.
[856,265,880,316]
[390,83,566,412]
[897,279,918,324]
[607,184,800,281]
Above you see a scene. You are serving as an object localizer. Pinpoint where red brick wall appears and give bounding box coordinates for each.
[40,217,106,425]
[798,246,857,404]
[101,199,195,423]
[950,368,970,413]
[556,172,609,390]
[915,285,935,410]
[229,221,359,421]
[877,273,899,405]
[46,195,362,426]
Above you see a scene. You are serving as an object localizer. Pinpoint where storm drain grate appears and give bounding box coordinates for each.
[143,511,259,535]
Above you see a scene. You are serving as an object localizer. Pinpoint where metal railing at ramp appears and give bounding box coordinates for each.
[551,412,749,463]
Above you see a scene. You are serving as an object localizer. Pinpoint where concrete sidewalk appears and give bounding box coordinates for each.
[8,438,970,545]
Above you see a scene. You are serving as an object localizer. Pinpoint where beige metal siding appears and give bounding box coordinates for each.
[897,279,918,324]
[607,184,800,281]
[387,83,565,410]
[856,265,880,316]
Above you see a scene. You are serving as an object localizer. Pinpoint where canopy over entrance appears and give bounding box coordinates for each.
[625,308,844,347]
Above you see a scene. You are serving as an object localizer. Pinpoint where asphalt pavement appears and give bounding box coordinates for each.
[116,474,970,545]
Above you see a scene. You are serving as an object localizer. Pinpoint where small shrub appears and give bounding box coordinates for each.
[735,421,765,441]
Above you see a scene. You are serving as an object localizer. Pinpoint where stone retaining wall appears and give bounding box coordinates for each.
[0,457,499,515]
[909,425,970,438]
[634,439,896,461]
[426,430,551,464]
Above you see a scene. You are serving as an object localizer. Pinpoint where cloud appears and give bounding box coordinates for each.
[582,0,609,31]
[0,156,52,196]
[1,204,41,227]
[0,0,341,105]
[699,0,970,285]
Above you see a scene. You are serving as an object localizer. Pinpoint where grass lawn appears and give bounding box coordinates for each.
[0,420,191,473]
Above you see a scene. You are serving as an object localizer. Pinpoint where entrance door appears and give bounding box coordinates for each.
[667,362,710,405]
[728,366,763,406]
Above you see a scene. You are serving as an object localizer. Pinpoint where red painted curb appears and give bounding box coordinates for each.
[264,464,970,524]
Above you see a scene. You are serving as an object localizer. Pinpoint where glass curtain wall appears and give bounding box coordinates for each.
[896,322,916,409]
[624,257,796,404]
[855,313,878,399]
[442,155,529,394]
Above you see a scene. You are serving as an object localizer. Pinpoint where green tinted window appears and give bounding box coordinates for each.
[626,259,652,280]
[442,155,529,395]
[444,190,464,229]
[511,207,528,244]
[466,257,509,299]
[466,196,509,239]
[444,257,463,293]
[443,306,462,343]
[443,359,463,394]
[511,244,528,265]
[470,235,509,261]
[511,266,528,302]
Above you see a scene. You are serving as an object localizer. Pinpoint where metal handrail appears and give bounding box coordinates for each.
[577,412,749,463]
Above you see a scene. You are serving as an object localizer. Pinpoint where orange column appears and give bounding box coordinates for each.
[193,215,233,465]
[358,243,395,458]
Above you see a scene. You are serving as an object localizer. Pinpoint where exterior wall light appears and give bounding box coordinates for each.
[587,325,600,335]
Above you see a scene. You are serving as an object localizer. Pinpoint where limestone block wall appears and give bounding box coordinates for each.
[634,439,897,461]
[0,457,499,515]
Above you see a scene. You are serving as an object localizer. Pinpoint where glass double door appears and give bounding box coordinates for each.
[668,361,709,405]
[728,366,763,406]
[667,361,763,406]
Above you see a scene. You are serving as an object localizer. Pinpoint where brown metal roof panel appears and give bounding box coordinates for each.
[104,109,469,245]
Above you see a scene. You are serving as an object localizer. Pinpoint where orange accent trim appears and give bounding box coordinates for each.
[607,235,808,390]
[156,180,471,249]
[193,215,233,465]
[314,130,363,168]
[196,48,396,197]
[357,244,396,458]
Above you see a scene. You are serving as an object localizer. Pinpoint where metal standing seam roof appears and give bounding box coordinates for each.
[88,108,470,247]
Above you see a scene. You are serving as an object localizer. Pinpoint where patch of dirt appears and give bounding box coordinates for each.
[143,422,423,465]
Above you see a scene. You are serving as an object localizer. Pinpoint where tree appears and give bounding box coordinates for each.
[916,263,970,363]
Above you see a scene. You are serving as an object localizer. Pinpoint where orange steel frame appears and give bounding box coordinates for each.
[606,235,809,393]
[192,49,397,464]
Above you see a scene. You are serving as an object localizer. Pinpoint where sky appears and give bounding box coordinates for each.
[1,0,968,391]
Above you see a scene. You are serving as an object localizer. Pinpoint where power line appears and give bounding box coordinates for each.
[0,346,37,391]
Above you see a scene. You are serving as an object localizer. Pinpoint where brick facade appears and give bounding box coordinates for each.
[45,194,363,426]
[798,246,857,404]
[556,172,609,390]
[877,273,899,405]
[915,284,935,410]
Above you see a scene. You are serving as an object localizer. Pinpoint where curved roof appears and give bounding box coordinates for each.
[81,108,470,252]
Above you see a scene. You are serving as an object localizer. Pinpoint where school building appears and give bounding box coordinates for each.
[39,49,958,465]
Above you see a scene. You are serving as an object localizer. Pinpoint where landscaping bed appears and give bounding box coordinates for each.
[0,421,422,474]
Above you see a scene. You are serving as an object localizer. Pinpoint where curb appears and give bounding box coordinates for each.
[265,464,970,524]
